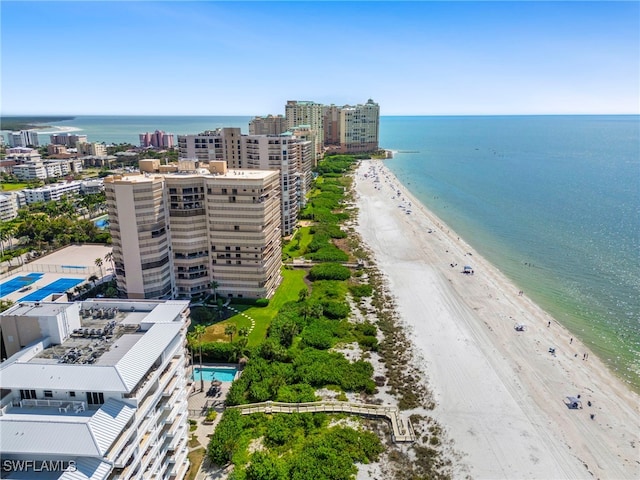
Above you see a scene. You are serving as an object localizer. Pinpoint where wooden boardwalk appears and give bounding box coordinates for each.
[231,400,415,443]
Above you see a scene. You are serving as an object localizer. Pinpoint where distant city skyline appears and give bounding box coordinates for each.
[2,1,638,116]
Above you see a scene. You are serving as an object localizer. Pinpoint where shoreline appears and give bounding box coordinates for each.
[354,159,639,479]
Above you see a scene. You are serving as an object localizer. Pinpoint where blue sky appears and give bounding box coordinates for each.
[2,1,638,115]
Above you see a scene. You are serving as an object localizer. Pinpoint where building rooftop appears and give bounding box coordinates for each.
[1,300,188,392]
[1,398,136,457]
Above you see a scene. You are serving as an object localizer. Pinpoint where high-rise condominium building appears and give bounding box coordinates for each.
[104,164,282,300]
[177,128,313,236]
[0,299,191,480]
[140,130,175,149]
[50,133,88,148]
[324,99,380,154]
[7,130,39,148]
[249,115,287,135]
[285,100,325,162]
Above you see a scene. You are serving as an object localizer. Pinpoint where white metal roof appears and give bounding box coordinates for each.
[0,399,135,457]
[114,322,182,391]
[59,458,112,480]
[0,364,128,391]
[87,399,136,455]
[1,320,182,393]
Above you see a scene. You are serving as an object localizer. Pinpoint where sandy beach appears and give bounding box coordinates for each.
[354,159,639,479]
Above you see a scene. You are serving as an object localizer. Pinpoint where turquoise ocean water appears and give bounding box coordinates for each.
[380,116,639,391]
[8,115,639,390]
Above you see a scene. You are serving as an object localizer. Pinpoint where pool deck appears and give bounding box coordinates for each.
[185,362,239,480]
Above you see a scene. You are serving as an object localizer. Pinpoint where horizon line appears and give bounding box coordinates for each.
[2,113,639,118]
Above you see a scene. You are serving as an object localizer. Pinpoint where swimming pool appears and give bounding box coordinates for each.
[192,366,237,383]
[19,278,83,302]
[0,273,44,298]
[94,215,109,229]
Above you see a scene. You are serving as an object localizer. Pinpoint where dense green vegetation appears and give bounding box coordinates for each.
[208,409,383,480]
[0,193,108,265]
[0,116,74,131]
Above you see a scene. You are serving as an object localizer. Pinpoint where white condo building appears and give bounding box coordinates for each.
[7,130,39,148]
[0,299,191,480]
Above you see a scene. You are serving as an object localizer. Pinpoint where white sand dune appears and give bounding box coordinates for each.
[354,159,639,479]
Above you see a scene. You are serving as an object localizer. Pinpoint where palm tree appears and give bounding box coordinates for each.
[194,324,206,392]
[88,275,98,288]
[238,326,249,338]
[224,323,237,343]
[104,251,115,276]
[209,280,219,303]
[95,258,104,281]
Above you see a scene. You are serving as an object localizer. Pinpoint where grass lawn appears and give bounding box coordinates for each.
[203,268,307,346]
[0,183,28,191]
[185,447,206,480]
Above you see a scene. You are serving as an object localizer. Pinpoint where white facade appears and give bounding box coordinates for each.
[12,162,47,181]
[22,181,83,204]
[7,130,39,148]
[0,193,19,221]
[0,299,192,480]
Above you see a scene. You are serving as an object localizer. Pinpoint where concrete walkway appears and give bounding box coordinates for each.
[231,400,415,443]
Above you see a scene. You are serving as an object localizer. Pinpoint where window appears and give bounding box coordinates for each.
[69,391,76,397]
[234,226,239,231]
[86,392,105,405]
[20,389,36,400]
[44,390,53,398]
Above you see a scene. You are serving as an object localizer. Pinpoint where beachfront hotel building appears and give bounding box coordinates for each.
[0,299,191,480]
[104,163,282,301]
[177,128,313,236]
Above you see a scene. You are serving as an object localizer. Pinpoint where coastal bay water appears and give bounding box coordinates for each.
[11,114,639,390]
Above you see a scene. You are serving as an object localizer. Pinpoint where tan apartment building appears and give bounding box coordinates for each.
[177,128,243,166]
[105,174,174,299]
[325,99,380,154]
[285,100,325,162]
[249,115,287,135]
[104,165,281,301]
[77,141,108,157]
[177,129,312,236]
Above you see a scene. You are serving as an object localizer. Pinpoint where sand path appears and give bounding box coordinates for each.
[354,159,639,479]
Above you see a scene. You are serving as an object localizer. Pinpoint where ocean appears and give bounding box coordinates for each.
[380,115,639,391]
[6,114,639,390]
